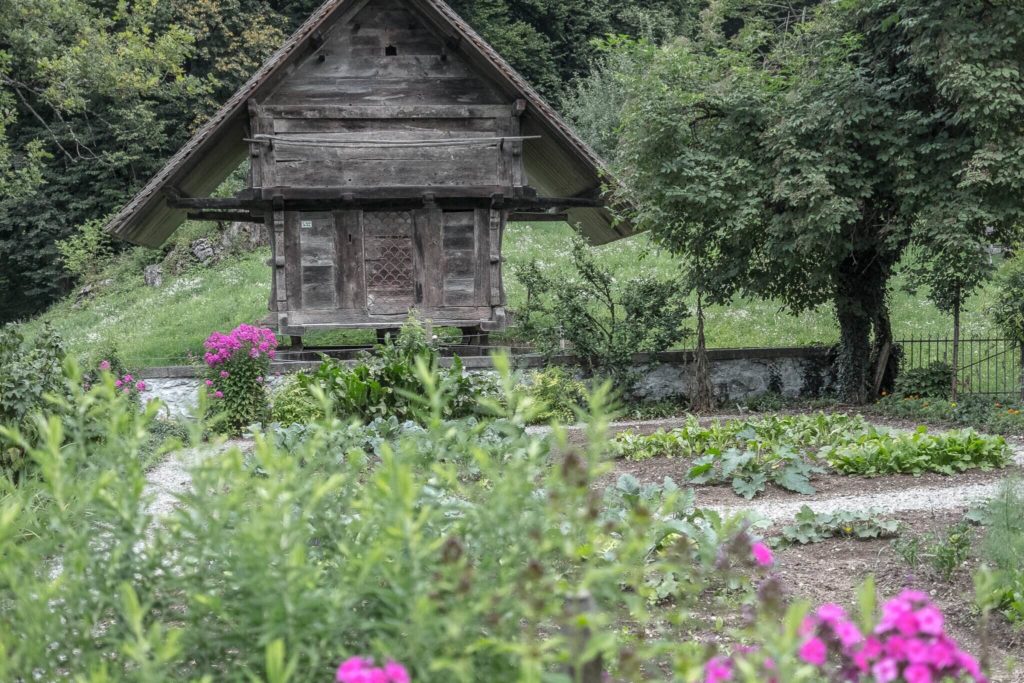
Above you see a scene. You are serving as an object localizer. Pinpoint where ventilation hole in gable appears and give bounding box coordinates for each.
[385,44,398,56]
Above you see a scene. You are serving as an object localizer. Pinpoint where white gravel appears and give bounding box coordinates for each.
[143,440,250,519]
[708,446,1024,523]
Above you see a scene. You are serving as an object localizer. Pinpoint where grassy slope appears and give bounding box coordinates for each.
[26,222,999,368]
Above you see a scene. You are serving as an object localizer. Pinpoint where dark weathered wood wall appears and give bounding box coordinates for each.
[253,0,520,335]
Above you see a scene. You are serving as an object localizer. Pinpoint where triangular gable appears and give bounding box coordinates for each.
[105,0,631,248]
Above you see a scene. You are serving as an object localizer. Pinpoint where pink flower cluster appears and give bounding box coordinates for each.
[100,361,147,395]
[202,325,278,367]
[336,657,410,683]
[796,592,986,683]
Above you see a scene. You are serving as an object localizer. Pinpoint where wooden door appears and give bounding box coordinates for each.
[363,211,416,315]
[297,212,338,311]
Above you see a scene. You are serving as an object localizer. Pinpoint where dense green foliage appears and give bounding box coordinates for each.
[979,480,1024,624]
[271,373,327,426]
[296,320,496,424]
[520,366,588,425]
[578,0,1024,402]
[0,324,67,476]
[893,362,954,400]
[517,238,690,381]
[990,255,1024,347]
[822,427,1010,477]
[0,366,805,682]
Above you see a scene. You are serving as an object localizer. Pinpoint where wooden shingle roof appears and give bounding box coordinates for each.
[105,0,631,247]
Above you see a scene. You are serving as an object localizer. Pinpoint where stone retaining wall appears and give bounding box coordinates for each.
[141,346,836,419]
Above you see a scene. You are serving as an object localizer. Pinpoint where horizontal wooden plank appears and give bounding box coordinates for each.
[264,104,512,120]
[268,77,506,106]
[275,158,499,188]
[301,266,337,309]
[272,119,499,136]
[288,307,494,326]
[444,252,474,274]
[255,185,526,201]
[275,144,500,164]
[311,54,473,79]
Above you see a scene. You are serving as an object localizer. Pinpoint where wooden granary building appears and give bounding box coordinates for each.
[106,0,629,340]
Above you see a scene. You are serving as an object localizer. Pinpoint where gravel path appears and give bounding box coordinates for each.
[705,445,1024,523]
[143,440,250,519]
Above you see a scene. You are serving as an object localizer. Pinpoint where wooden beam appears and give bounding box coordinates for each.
[187,211,265,224]
[509,212,568,222]
[168,191,604,213]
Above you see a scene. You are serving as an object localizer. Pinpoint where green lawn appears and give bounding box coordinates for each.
[25,221,1000,368]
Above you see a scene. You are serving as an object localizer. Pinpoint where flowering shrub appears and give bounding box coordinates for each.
[202,325,277,434]
[710,592,987,682]
[336,657,410,683]
[106,364,147,403]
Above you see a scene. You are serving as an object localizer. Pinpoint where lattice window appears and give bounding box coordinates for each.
[364,212,414,294]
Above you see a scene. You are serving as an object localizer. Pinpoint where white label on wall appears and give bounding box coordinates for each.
[301,220,313,229]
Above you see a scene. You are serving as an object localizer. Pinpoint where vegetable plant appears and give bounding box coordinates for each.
[779,506,901,546]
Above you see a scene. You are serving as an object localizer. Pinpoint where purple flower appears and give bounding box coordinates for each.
[214,391,224,399]
[99,360,111,371]
[135,381,147,392]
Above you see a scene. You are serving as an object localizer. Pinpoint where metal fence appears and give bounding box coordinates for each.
[897,335,1024,398]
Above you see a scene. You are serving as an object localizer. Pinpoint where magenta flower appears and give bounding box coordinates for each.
[115,380,123,388]
[383,662,410,683]
[916,606,944,636]
[205,379,214,387]
[904,663,934,683]
[99,360,111,371]
[124,374,133,383]
[337,657,410,683]
[135,381,147,392]
[816,603,847,623]
[703,656,733,683]
[214,391,224,399]
[220,371,230,379]
[799,637,827,666]
[872,658,900,683]
[751,542,774,567]
[835,619,863,648]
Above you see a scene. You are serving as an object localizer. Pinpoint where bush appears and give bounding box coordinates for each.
[990,255,1024,346]
[894,361,954,399]
[515,237,690,384]
[0,369,779,681]
[0,324,68,476]
[521,366,588,424]
[979,480,1024,624]
[56,217,115,283]
[271,373,326,426]
[304,318,491,423]
[202,324,278,435]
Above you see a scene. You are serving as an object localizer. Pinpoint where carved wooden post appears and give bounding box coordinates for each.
[565,590,602,683]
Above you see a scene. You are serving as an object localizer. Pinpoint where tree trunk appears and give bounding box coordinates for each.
[836,252,895,404]
[692,293,714,412]
[951,291,961,402]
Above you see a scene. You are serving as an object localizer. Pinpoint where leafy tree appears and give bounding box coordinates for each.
[586,0,1024,403]
[516,238,691,385]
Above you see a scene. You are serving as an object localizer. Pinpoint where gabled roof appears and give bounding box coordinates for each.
[105,0,631,248]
